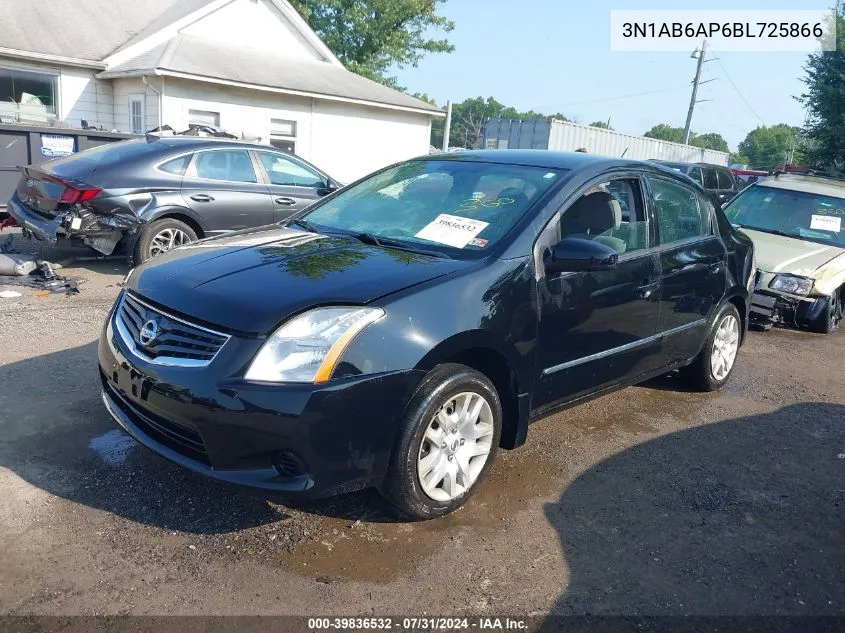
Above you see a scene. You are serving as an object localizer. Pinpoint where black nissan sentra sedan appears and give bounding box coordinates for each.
[99,151,754,519]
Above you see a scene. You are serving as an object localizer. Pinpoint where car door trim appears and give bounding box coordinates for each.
[541,318,707,376]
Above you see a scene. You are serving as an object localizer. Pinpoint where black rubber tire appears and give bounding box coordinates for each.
[679,302,742,392]
[381,363,502,520]
[806,288,841,334]
[132,218,197,264]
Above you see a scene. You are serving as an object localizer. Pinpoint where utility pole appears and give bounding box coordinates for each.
[442,100,452,151]
[682,40,707,145]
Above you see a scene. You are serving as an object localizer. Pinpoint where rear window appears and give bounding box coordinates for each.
[46,139,168,175]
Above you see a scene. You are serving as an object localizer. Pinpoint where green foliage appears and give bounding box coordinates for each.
[589,120,613,130]
[799,5,845,172]
[290,0,454,88]
[643,124,686,143]
[441,96,568,149]
[690,132,729,153]
[730,152,751,166]
[737,124,805,170]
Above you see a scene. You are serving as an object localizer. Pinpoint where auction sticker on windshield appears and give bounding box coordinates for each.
[810,214,842,232]
[415,214,489,248]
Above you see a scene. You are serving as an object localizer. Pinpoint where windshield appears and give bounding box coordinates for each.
[724,184,845,248]
[301,159,564,255]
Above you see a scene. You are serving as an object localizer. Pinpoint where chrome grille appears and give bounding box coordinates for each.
[115,292,229,367]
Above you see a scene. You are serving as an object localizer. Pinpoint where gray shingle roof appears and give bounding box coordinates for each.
[99,35,442,114]
[0,0,215,60]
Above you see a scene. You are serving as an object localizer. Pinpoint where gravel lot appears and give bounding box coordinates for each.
[1,228,843,617]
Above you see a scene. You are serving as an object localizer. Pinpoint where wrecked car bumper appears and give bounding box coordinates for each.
[6,194,62,244]
[750,288,827,328]
[98,297,423,498]
[6,192,136,255]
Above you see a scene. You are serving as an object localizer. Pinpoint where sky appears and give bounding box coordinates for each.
[392,0,829,151]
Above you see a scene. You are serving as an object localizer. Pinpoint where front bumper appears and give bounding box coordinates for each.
[98,298,425,498]
[750,283,826,328]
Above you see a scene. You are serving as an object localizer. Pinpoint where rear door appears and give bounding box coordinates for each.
[701,166,720,200]
[646,175,727,363]
[181,148,273,234]
[253,150,329,221]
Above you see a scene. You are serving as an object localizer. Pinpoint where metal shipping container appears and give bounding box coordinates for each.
[483,118,730,166]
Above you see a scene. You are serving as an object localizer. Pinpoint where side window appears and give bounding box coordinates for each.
[257,152,323,187]
[159,154,190,175]
[648,177,709,244]
[558,178,650,255]
[687,167,703,185]
[717,169,735,190]
[702,168,718,190]
[194,150,257,183]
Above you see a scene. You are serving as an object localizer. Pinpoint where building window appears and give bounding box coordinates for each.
[270,118,296,153]
[188,109,220,127]
[128,94,145,134]
[0,66,58,123]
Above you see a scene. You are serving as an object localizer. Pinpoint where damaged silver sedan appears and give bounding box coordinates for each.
[6,137,340,263]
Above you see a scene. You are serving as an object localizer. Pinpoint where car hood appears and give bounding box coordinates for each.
[740,228,845,276]
[129,225,472,334]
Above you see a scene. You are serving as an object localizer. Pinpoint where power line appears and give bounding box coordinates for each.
[543,84,690,108]
[714,57,766,126]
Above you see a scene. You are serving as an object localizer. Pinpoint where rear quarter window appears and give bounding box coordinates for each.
[159,154,191,175]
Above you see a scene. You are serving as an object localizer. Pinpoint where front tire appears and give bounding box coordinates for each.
[806,288,841,334]
[382,364,502,520]
[679,302,742,391]
[133,218,197,263]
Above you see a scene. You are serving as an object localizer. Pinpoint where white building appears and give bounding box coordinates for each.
[0,0,442,182]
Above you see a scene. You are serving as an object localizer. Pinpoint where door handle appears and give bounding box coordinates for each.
[190,194,214,202]
[709,262,723,275]
[637,280,659,299]
[274,197,297,206]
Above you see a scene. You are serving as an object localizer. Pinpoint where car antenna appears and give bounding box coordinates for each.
[621,147,629,158]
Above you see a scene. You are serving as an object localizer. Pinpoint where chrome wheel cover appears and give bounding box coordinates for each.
[417,391,495,502]
[149,228,191,257]
[710,314,739,381]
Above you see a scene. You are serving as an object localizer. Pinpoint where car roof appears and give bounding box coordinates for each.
[418,149,654,171]
[755,174,845,199]
[144,136,285,152]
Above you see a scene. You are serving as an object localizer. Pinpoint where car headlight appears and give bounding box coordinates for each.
[244,307,384,383]
[769,274,814,296]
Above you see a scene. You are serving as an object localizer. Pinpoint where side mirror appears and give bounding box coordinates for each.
[543,237,618,274]
[319,180,340,195]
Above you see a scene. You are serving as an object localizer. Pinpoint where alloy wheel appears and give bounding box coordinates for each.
[417,391,495,502]
[710,314,739,381]
[149,228,192,258]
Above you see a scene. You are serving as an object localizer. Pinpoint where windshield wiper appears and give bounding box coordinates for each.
[743,226,798,239]
[350,232,451,259]
[288,218,318,233]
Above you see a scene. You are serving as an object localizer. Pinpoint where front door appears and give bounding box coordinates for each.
[181,148,274,234]
[645,176,727,362]
[254,150,328,222]
[534,175,661,411]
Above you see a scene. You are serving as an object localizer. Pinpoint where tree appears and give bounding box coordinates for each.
[799,5,845,171]
[690,132,729,153]
[730,152,751,166]
[290,0,454,88]
[738,125,805,170]
[644,124,686,143]
[589,120,613,130]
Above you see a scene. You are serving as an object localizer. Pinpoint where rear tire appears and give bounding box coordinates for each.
[133,218,197,263]
[381,364,502,520]
[679,302,742,392]
[806,288,841,334]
